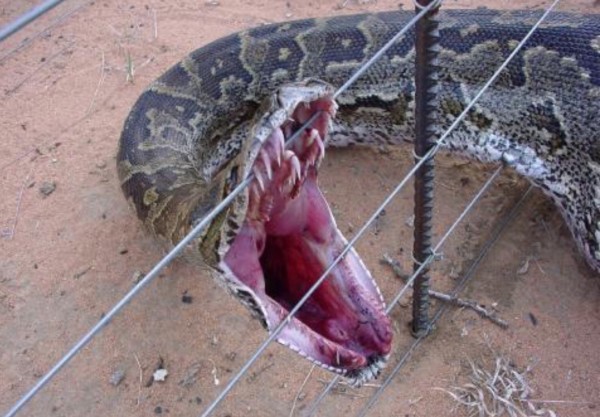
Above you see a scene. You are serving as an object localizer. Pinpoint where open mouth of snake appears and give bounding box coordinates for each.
[221,91,392,382]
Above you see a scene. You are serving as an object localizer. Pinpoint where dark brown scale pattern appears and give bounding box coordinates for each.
[117,9,600,272]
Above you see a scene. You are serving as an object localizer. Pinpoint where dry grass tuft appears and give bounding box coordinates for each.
[438,356,556,417]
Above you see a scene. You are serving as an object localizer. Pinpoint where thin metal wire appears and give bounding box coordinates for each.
[4,3,443,413]
[356,185,534,417]
[333,0,441,100]
[199,3,444,415]
[306,165,503,416]
[0,1,92,63]
[4,0,558,414]
[2,174,255,417]
[0,0,66,42]
[200,143,430,417]
[2,110,323,417]
[201,0,559,413]
[307,0,559,412]
[389,165,503,307]
[3,5,439,412]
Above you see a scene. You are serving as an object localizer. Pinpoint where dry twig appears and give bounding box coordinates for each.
[315,378,379,398]
[0,148,35,172]
[86,50,106,115]
[1,166,34,240]
[436,356,564,417]
[152,9,158,39]
[289,365,315,417]
[133,353,143,406]
[381,254,509,329]
[6,44,74,95]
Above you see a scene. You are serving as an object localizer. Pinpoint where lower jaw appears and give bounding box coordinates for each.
[219,83,392,379]
[222,172,392,375]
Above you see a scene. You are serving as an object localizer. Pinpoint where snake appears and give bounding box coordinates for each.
[117,9,600,385]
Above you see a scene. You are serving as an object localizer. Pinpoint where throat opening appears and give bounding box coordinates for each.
[221,94,392,375]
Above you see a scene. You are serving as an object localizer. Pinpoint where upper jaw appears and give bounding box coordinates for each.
[216,79,393,384]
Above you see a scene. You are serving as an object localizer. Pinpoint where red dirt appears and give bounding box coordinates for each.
[1,1,599,416]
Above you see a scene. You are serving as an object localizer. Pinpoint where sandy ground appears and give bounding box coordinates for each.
[1,0,599,416]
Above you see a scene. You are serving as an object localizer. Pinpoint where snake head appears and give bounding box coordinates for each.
[209,79,393,385]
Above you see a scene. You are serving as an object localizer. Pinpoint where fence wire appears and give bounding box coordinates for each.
[3,2,440,416]
[0,0,93,63]
[0,0,66,42]
[201,0,559,414]
[354,185,534,417]
[308,166,505,416]
[3,0,560,416]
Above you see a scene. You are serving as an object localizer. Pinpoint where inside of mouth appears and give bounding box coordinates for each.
[222,99,392,372]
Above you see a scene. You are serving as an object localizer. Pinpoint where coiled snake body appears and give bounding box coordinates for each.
[117,9,600,384]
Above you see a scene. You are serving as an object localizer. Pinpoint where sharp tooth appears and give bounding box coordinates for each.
[277,130,286,154]
[260,150,272,180]
[273,136,284,167]
[253,167,265,191]
[285,176,295,191]
[274,148,281,167]
[283,150,295,160]
[316,133,325,159]
[306,129,317,146]
[291,155,301,182]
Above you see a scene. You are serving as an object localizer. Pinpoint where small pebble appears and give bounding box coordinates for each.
[449,266,460,280]
[132,270,144,283]
[39,181,56,197]
[109,369,125,386]
[154,406,163,414]
[181,291,193,304]
[517,257,530,275]
[179,363,201,387]
[153,368,168,382]
[528,312,538,326]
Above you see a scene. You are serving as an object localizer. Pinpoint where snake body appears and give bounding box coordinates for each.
[117,9,600,383]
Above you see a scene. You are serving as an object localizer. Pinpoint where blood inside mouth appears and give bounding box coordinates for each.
[222,98,392,375]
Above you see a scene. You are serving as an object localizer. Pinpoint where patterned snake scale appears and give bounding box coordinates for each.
[117,9,600,382]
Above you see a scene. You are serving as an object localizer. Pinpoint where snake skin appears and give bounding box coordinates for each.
[118,9,600,294]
